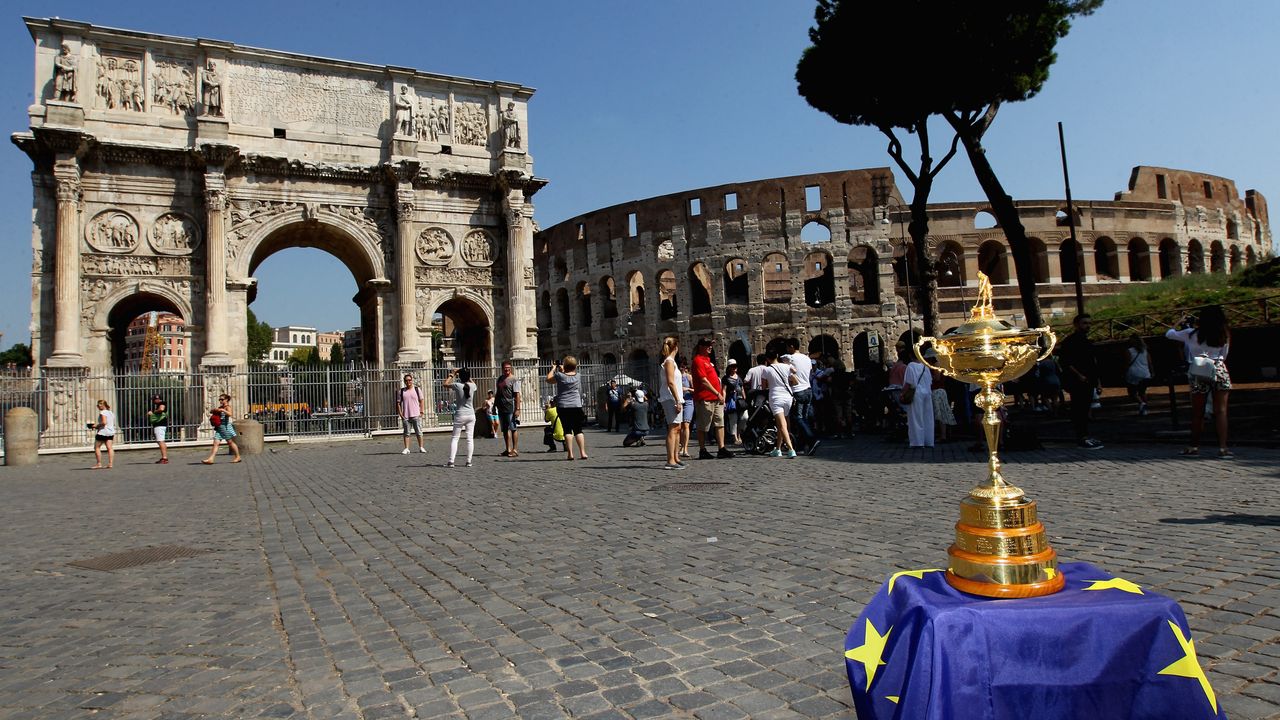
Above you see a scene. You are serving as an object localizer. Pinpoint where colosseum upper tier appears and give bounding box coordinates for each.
[534,166,1271,370]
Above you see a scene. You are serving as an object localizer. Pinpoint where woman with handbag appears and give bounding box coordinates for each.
[764,352,799,458]
[902,348,935,448]
[203,393,242,464]
[1166,305,1232,458]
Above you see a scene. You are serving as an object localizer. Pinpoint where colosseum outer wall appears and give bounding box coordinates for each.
[535,166,1271,373]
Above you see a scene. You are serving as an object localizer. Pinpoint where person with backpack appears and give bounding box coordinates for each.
[622,389,650,447]
[396,374,427,455]
[147,394,169,464]
[1167,306,1233,458]
[543,396,565,452]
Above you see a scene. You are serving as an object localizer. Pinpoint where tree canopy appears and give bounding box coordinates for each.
[246,308,274,364]
[0,342,33,367]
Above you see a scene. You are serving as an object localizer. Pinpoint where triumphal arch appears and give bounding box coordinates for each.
[14,17,544,381]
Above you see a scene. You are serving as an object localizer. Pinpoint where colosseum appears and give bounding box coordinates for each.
[534,166,1271,375]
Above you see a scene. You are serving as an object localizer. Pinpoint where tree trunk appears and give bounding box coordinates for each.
[908,197,939,337]
[947,116,1044,329]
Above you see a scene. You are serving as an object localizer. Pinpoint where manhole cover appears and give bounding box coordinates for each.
[649,482,730,492]
[67,545,211,572]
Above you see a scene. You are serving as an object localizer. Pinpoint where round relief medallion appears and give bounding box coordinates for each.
[461,229,495,266]
[149,212,201,255]
[85,210,140,254]
[416,227,454,265]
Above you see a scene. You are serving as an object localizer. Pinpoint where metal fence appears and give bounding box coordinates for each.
[0,361,661,455]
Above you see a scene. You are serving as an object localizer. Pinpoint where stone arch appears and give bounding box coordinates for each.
[808,334,839,360]
[1210,240,1226,273]
[1229,245,1242,272]
[553,255,568,283]
[1187,239,1206,274]
[800,219,832,244]
[936,241,965,287]
[723,258,749,305]
[1027,237,1050,284]
[848,245,880,304]
[1060,238,1084,283]
[555,287,570,329]
[802,250,835,307]
[427,294,493,366]
[1158,238,1181,279]
[852,330,874,368]
[977,239,1010,284]
[99,284,194,371]
[688,262,713,315]
[1245,246,1257,266]
[626,270,646,313]
[974,210,998,229]
[727,339,750,369]
[234,210,386,285]
[1227,219,1239,240]
[1094,236,1119,280]
[657,269,678,319]
[576,281,593,327]
[599,276,618,318]
[762,252,791,303]
[538,290,552,329]
[1127,237,1152,281]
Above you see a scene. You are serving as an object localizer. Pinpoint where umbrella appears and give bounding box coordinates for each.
[612,374,639,386]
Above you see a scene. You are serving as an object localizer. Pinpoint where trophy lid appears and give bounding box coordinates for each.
[942,271,1035,338]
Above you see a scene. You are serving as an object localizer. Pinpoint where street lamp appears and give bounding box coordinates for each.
[883,202,913,332]
[940,251,965,313]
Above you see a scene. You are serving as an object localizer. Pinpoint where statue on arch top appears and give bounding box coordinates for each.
[54,43,77,102]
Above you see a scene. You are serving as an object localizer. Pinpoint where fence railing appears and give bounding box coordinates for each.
[1051,292,1280,342]
[0,361,661,454]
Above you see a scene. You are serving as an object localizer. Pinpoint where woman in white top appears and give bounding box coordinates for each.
[903,352,935,448]
[1166,305,1232,458]
[1124,335,1153,415]
[90,399,116,469]
[444,368,478,467]
[764,353,798,458]
[657,336,685,470]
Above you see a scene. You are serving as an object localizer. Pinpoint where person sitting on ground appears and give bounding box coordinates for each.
[542,396,565,452]
[623,389,651,447]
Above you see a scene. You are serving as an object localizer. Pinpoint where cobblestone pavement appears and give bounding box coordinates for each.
[1,433,1277,719]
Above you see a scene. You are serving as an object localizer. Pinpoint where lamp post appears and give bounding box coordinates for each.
[940,252,965,315]
[883,202,913,334]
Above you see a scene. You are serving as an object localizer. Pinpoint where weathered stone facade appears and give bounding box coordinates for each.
[14,18,545,376]
[535,167,1270,369]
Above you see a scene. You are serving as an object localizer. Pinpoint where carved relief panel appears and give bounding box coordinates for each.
[83,255,193,277]
[453,97,490,147]
[150,212,201,254]
[461,229,496,266]
[85,210,140,253]
[95,51,145,111]
[416,228,454,265]
[151,56,196,116]
[226,59,389,133]
[415,91,451,142]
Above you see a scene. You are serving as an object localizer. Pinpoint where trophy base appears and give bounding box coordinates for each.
[946,495,1064,598]
[945,568,1066,599]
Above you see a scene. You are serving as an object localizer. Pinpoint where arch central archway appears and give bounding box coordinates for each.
[432,297,492,367]
[245,220,386,366]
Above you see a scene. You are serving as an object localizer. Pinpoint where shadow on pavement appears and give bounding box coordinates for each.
[1158,513,1280,527]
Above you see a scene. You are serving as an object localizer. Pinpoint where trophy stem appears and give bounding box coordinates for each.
[970,380,1024,503]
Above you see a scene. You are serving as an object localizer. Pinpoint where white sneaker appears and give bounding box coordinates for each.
[419,447,427,453]
[401,448,410,455]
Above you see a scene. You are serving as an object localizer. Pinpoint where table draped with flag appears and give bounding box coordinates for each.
[844,561,1224,720]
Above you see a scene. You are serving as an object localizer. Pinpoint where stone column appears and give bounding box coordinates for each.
[47,155,83,367]
[394,188,422,364]
[201,172,231,365]
[502,188,537,360]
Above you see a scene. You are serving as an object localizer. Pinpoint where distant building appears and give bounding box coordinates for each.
[316,331,344,361]
[265,325,317,366]
[122,312,186,373]
[342,328,362,364]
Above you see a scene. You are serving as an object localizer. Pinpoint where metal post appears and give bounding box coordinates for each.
[1058,122,1085,316]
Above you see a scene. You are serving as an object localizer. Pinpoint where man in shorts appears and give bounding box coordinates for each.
[495,360,522,456]
[147,394,169,464]
[396,374,427,454]
[692,337,733,459]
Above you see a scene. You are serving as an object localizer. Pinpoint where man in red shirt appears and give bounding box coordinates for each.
[692,337,734,459]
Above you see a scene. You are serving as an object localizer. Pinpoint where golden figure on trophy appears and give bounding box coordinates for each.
[915,272,1063,598]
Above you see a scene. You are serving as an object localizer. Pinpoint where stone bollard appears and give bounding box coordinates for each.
[3,407,39,466]
[235,418,264,456]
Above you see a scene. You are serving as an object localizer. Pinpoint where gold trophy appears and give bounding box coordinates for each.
[915,272,1064,598]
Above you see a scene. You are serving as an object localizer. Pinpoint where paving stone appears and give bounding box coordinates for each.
[0,436,1275,719]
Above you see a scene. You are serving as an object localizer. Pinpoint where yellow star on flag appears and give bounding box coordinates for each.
[886,696,900,704]
[1045,568,1057,579]
[844,619,892,691]
[888,568,942,594]
[1083,577,1143,594]
[1158,620,1217,714]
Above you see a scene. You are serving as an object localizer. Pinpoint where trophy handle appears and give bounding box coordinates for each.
[1032,328,1058,361]
[913,337,944,372]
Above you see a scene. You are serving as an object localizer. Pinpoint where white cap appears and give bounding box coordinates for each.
[634,390,646,402]
[726,358,737,366]
[779,354,792,362]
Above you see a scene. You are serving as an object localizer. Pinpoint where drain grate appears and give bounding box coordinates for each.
[649,482,730,492]
[68,545,211,572]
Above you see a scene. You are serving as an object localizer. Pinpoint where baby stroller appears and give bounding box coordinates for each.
[739,397,778,455]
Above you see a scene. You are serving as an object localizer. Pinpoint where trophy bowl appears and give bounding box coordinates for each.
[914,272,1063,598]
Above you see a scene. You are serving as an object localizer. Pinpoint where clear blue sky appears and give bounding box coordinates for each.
[1,1,1277,347]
